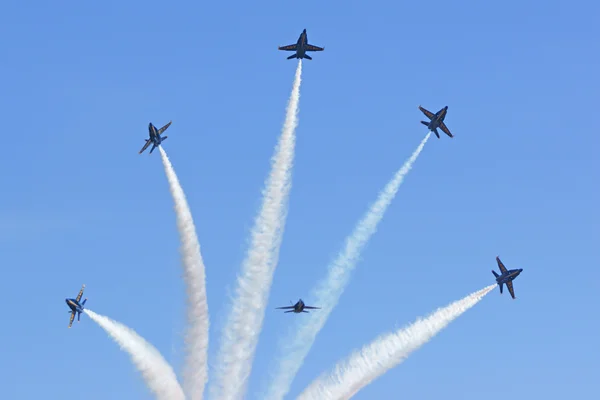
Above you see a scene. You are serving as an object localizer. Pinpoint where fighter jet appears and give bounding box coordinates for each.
[278,29,324,60]
[65,284,87,328]
[418,105,453,138]
[276,299,320,313]
[492,256,523,299]
[139,121,172,154]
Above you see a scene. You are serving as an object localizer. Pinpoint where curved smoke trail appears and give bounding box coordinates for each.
[264,133,431,400]
[159,146,209,400]
[297,285,496,400]
[209,60,303,400]
[84,309,185,400]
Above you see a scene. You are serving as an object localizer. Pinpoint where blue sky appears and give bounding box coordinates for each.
[1,1,599,399]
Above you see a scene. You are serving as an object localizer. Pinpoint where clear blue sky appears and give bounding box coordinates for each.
[1,1,598,399]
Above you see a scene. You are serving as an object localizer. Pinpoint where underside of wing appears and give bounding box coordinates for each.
[305,44,324,52]
[276,306,295,309]
[68,312,75,328]
[496,256,508,274]
[278,44,297,51]
[506,280,516,299]
[304,306,321,309]
[439,121,453,137]
[76,285,85,302]
[158,121,172,135]
[139,140,151,154]
[418,106,435,119]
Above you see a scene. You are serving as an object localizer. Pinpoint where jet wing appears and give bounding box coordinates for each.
[418,106,435,120]
[158,121,172,135]
[275,306,295,309]
[496,257,508,274]
[278,44,298,51]
[305,44,324,52]
[506,280,516,299]
[303,306,321,309]
[76,285,85,302]
[439,121,453,138]
[68,312,75,328]
[139,140,151,154]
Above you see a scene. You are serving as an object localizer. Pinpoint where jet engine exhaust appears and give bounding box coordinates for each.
[297,284,496,400]
[210,60,303,400]
[84,309,185,400]
[159,146,210,400]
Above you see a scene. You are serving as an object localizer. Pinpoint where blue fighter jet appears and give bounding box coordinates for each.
[139,121,172,154]
[65,284,87,328]
[278,29,324,60]
[418,105,453,138]
[276,299,320,313]
[492,256,523,299]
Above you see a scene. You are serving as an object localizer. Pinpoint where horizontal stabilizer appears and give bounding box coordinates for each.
[303,54,312,60]
[287,54,297,60]
[420,121,429,127]
[492,270,499,278]
[161,136,168,141]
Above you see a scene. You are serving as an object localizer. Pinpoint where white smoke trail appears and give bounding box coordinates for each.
[159,146,209,400]
[209,60,303,400]
[264,133,431,400]
[297,284,496,400]
[84,309,185,400]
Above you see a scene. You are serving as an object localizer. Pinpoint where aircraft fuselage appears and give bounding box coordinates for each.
[496,268,523,284]
[295,31,307,58]
[148,124,162,145]
[434,107,448,124]
[425,107,447,131]
[65,298,83,313]
[293,300,306,313]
